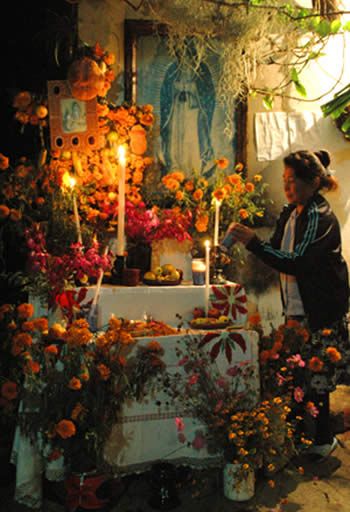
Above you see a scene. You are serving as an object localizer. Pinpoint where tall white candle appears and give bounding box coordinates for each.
[204,240,211,316]
[68,176,82,245]
[214,199,221,247]
[116,145,126,256]
[91,244,109,307]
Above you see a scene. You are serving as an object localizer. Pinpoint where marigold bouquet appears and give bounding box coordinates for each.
[10,312,165,472]
[160,160,270,243]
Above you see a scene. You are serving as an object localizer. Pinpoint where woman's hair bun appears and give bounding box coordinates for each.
[314,149,331,169]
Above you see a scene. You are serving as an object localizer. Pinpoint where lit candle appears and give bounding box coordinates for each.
[67,175,82,245]
[116,145,126,256]
[204,240,211,316]
[214,199,221,247]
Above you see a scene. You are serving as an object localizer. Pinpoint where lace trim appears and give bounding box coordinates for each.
[108,454,224,477]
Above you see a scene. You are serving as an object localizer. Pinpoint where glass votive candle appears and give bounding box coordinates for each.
[192,258,206,285]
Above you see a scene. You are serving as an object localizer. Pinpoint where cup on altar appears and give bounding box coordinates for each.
[192,258,206,285]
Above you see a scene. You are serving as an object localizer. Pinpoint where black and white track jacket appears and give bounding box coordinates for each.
[246,193,349,330]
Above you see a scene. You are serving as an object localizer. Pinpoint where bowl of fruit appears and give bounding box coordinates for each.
[189,307,231,330]
[143,264,183,286]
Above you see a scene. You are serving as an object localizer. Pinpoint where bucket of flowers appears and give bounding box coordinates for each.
[161,333,295,501]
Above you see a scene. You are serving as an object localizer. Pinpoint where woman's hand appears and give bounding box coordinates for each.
[230,223,256,246]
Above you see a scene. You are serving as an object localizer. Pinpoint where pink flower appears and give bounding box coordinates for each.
[192,431,206,450]
[175,417,185,432]
[287,354,305,368]
[306,401,319,418]
[188,374,199,385]
[293,386,304,403]
[276,372,287,386]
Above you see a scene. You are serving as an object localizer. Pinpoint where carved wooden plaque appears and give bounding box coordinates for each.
[47,80,99,151]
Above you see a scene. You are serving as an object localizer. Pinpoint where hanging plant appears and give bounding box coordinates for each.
[138,0,350,133]
[321,83,350,140]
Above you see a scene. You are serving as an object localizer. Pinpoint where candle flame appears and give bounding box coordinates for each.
[204,239,211,248]
[117,145,126,166]
[62,172,76,189]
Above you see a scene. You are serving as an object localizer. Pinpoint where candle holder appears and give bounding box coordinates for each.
[210,245,227,285]
[111,255,125,285]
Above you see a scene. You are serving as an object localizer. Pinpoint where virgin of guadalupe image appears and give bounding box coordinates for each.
[160,59,215,177]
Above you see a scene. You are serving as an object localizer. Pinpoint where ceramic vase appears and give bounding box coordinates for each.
[223,463,255,502]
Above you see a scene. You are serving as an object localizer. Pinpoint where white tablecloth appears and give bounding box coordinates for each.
[12,328,259,507]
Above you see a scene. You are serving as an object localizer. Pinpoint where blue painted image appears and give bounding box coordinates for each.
[136,36,237,178]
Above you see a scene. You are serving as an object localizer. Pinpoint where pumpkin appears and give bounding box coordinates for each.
[129,124,147,155]
[67,57,105,101]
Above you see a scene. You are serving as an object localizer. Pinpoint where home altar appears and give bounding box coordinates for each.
[12,281,260,508]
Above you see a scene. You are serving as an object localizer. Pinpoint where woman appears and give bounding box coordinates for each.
[230,149,349,458]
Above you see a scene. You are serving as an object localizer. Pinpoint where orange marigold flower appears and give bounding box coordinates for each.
[239,208,249,220]
[26,360,40,374]
[140,113,154,126]
[184,181,194,191]
[146,340,162,352]
[163,177,180,192]
[44,344,59,355]
[17,303,34,319]
[0,205,10,219]
[308,356,324,372]
[48,323,66,339]
[71,402,85,421]
[226,174,241,186]
[109,316,122,330]
[0,304,12,320]
[1,381,18,400]
[192,189,204,202]
[326,346,342,362]
[253,174,262,182]
[21,321,35,332]
[213,188,226,201]
[234,162,244,172]
[195,213,209,233]
[55,419,76,439]
[322,328,332,336]
[33,317,49,332]
[68,377,82,390]
[215,157,229,169]
[13,91,32,110]
[9,209,22,222]
[97,363,111,380]
[13,332,33,347]
[119,331,134,345]
[245,182,255,193]
[175,190,184,201]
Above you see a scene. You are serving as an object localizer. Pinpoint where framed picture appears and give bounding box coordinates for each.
[124,20,247,178]
[47,80,99,152]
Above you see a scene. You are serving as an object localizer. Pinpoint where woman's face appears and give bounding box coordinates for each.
[283,166,317,205]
